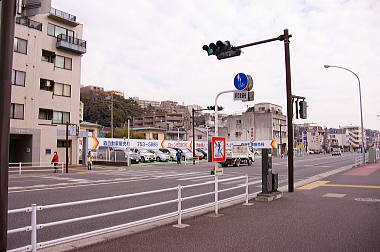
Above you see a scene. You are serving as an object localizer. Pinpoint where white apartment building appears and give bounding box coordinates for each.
[132,97,160,108]
[341,125,366,150]
[10,7,86,164]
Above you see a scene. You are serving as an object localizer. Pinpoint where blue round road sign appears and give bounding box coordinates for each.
[234,73,248,90]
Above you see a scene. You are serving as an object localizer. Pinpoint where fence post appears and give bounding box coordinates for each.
[19,162,22,175]
[177,185,182,225]
[173,184,189,228]
[214,174,219,215]
[61,162,64,174]
[243,174,253,206]
[31,204,37,252]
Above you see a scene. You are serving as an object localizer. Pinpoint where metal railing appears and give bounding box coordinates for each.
[8,162,64,175]
[354,153,369,166]
[16,17,42,31]
[57,34,87,48]
[50,7,76,22]
[7,175,250,251]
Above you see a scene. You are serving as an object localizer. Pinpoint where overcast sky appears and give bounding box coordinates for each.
[54,0,380,130]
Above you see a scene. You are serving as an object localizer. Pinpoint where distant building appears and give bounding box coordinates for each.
[132,127,165,140]
[107,90,124,98]
[132,97,160,108]
[80,121,102,138]
[341,125,366,151]
[80,85,104,94]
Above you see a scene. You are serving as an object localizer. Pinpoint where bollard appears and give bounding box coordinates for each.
[19,162,22,175]
[61,162,64,174]
[31,204,37,252]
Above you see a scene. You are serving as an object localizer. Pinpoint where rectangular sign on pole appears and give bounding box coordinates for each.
[211,137,226,162]
[233,91,254,101]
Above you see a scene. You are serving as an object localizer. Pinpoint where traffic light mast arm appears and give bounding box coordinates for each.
[232,35,291,50]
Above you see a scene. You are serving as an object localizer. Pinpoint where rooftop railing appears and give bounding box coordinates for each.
[50,7,76,22]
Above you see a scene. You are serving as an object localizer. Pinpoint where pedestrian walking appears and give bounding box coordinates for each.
[176,150,182,164]
[51,152,59,173]
[87,151,93,170]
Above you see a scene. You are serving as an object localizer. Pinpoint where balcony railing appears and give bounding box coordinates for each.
[50,7,76,22]
[16,17,42,31]
[56,34,87,54]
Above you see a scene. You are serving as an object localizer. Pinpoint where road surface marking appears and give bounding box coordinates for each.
[297,181,330,190]
[323,193,346,198]
[323,184,380,189]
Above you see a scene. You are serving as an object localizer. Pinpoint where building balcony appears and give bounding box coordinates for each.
[56,34,87,54]
[48,8,79,26]
[16,17,42,31]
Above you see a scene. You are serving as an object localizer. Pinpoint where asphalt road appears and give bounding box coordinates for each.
[7,153,356,250]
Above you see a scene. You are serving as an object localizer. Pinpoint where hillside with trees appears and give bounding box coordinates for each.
[80,90,143,127]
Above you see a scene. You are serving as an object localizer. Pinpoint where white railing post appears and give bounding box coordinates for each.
[243,174,253,206]
[214,174,219,215]
[61,162,64,174]
[177,185,182,225]
[31,204,37,252]
[19,162,22,175]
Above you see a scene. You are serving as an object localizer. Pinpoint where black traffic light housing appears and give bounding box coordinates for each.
[202,40,241,60]
[299,100,307,119]
[206,106,223,111]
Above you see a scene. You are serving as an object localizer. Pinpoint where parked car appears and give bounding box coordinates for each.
[148,149,170,162]
[131,148,155,162]
[94,147,140,163]
[196,148,208,159]
[189,148,204,160]
[159,148,177,161]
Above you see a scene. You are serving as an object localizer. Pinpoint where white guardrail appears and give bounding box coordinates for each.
[354,153,369,166]
[8,162,65,175]
[7,175,251,252]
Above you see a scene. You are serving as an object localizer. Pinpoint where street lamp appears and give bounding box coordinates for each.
[324,65,365,164]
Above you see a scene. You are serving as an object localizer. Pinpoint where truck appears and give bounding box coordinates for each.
[220,145,254,167]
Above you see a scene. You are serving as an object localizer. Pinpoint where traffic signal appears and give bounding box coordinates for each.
[299,100,307,119]
[202,40,241,60]
[206,106,223,111]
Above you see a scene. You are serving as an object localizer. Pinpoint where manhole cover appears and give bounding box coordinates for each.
[354,198,380,202]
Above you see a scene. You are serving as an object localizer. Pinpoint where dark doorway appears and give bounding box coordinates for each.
[9,134,33,163]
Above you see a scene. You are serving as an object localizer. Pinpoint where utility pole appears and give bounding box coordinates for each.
[66,122,69,173]
[0,1,16,250]
[192,108,196,165]
[111,93,114,138]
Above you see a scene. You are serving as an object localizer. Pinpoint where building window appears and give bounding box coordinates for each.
[235,132,242,137]
[259,107,265,111]
[55,55,72,70]
[53,111,70,124]
[47,23,74,38]
[152,133,158,140]
[54,83,71,97]
[11,70,26,86]
[197,135,202,140]
[57,140,71,148]
[40,79,54,92]
[10,103,24,119]
[236,119,241,125]
[14,37,27,54]
[42,49,55,63]
[38,108,53,120]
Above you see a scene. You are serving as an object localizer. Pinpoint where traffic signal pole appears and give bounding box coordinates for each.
[214,90,235,173]
[0,1,16,250]
[202,29,295,192]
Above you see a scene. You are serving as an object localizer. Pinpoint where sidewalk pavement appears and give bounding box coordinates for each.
[74,162,380,252]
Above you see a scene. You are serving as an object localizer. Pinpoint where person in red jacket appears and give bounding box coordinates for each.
[51,152,59,173]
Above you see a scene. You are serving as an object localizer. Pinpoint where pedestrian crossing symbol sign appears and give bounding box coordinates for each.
[211,137,226,162]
